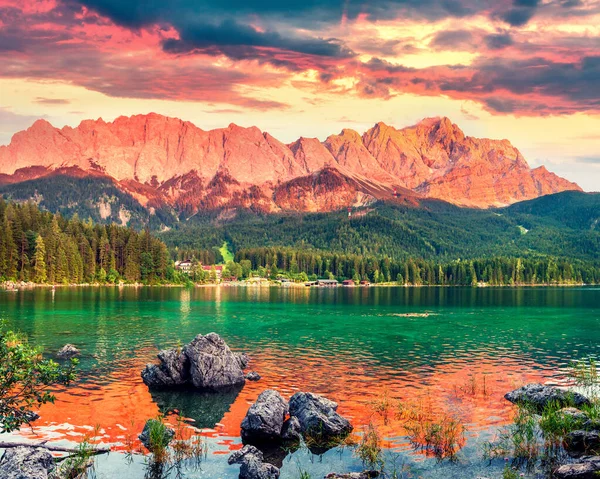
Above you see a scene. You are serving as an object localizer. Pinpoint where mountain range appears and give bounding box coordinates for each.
[0,114,581,227]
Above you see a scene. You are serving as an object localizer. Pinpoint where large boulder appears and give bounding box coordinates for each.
[228,445,279,479]
[241,390,288,443]
[57,344,80,359]
[288,392,352,439]
[504,384,590,413]
[141,333,247,391]
[555,456,600,479]
[184,333,246,390]
[138,419,175,451]
[0,446,55,479]
[142,348,190,388]
[565,431,600,456]
[281,416,302,442]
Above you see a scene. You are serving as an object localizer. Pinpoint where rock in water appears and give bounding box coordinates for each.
[57,344,80,358]
[0,446,55,479]
[141,333,247,391]
[281,416,302,442]
[245,372,261,381]
[141,348,189,388]
[504,384,590,412]
[241,390,288,443]
[184,333,246,390]
[228,445,280,479]
[138,419,175,451]
[555,456,600,478]
[288,392,352,439]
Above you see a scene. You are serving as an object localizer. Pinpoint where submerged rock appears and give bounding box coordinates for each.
[245,372,261,381]
[555,456,600,478]
[0,446,54,479]
[228,444,279,479]
[241,390,288,443]
[184,333,246,390]
[288,392,352,439]
[141,333,247,391]
[504,384,590,412]
[138,419,175,451]
[57,344,80,359]
[325,473,379,479]
[565,430,600,455]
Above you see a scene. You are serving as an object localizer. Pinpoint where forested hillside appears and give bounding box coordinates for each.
[0,199,174,284]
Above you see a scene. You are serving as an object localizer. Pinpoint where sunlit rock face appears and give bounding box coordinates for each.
[0,114,581,211]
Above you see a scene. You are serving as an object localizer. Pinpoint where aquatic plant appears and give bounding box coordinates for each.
[397,400,466,461]
[453,373,492,399]
[356,422,383,470]
[54,425,101,479]
[368,388,394,425]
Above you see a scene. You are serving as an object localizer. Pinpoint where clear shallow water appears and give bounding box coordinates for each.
[1,286,599,478]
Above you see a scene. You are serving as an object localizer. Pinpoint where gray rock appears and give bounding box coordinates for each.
[555,456,600,479]
[228,445,279,479]
[237,353,250,369]
[241,390,288,443]
[184,333,246,390]
[141,348,189,388]
[57,344,80,359]
[325,473,379,479]
[0,446,55,479]
[141,333,246,391]
[281,416,302,442]
[565,430,600,455]
[289,392,352,439]
[505,384,590,412]
[138,419,175,451]
[245,372,261,381]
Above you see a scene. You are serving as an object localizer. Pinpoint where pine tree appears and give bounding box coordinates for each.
[33,235,47,283]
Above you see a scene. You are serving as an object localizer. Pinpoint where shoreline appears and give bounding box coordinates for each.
[1,279,594,291]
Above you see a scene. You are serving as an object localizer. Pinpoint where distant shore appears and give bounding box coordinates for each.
[1,279,592,291]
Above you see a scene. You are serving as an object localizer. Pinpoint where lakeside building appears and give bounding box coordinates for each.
[174,260,193,273]
[202,265,223,281]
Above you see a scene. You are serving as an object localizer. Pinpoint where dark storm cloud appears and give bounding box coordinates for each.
[429,30,474,50]
[484,32,514,50]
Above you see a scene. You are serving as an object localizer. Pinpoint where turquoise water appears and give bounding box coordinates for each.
[0,286,599,478]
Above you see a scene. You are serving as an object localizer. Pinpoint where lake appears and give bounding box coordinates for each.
[1,286,599,478]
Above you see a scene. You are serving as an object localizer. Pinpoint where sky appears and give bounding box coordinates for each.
[0,0,599,191]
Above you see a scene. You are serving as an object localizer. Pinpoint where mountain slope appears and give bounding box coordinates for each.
[0,114,580,216]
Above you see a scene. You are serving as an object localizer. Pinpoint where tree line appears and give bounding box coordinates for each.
[0,200,178,284]
[235,247,600,285]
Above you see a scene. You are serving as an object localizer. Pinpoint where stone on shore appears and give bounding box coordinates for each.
[554,456,600,478]
[504,384,590,412]
[57,344,80,359]
[138,419,175,451]
[241,390,288,443]
[228,445,279,479]
[565,430,600,455]
[141,333,247,391]
[0,446,55,479]
[288,392,352,439]
[325,472,379,479]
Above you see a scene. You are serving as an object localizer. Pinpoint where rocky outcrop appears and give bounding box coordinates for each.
[0,114,581,211]
[228,445,280,479]
[555,456,600,478]
[288,392,353,439]
[138,419,175,451]
[0,446,54,479]
[241,390,288,444]
[141,333,247,391]
[504,384,590,413]
[56,344,80,359]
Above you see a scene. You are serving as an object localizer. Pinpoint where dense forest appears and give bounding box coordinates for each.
[0,199,177,284]
[233,247,600,285]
